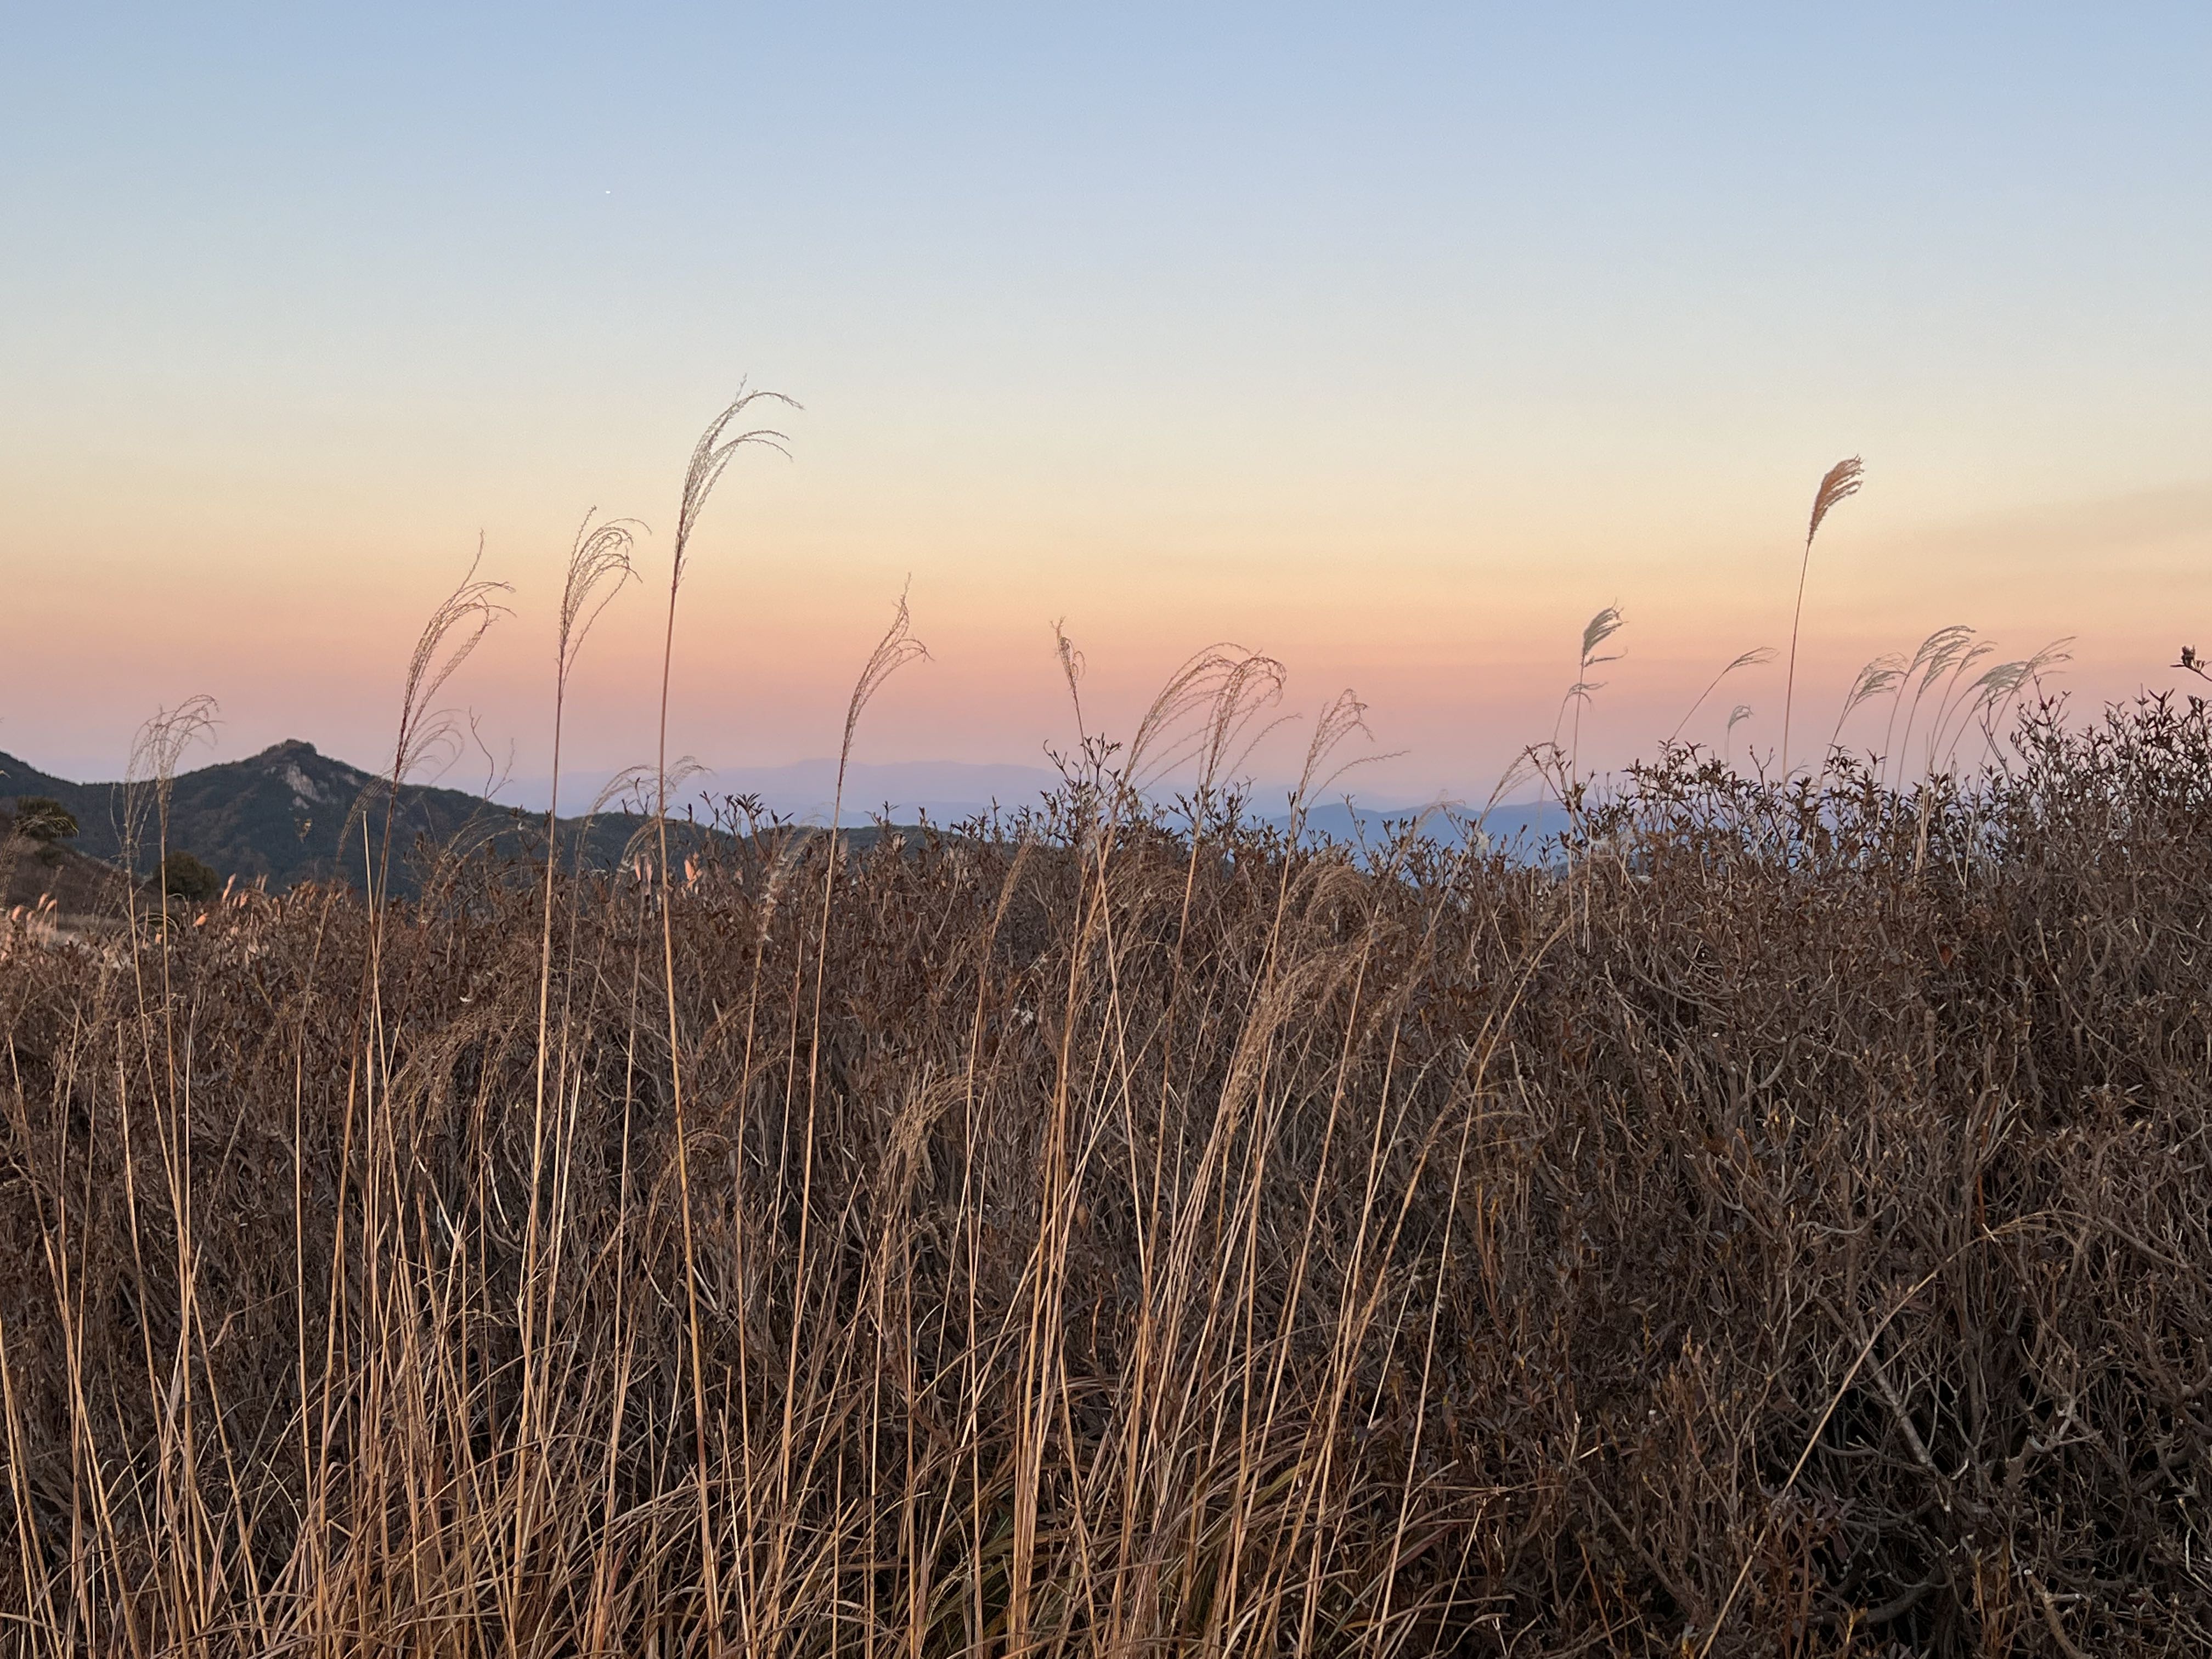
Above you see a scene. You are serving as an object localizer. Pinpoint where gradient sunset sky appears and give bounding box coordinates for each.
[5,6,2209,803]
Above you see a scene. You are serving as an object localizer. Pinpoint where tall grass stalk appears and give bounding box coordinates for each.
[652,389,792,1646]
[1667,647,1775,748]
[513,516,634,1649]
[1780,455,1863,777]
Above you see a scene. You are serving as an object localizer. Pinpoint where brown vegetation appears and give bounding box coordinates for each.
[3,690,2210,1655]
[0,805,132,922]
[2,419,2203,1655]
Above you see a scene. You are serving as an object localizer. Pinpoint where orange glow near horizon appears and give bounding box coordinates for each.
[7,440,2202,800]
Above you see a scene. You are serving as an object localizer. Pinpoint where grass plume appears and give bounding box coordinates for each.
[1781,454,1864,776]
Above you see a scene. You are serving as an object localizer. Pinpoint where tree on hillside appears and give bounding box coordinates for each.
[12,797,78,844]
[161,852,221,902]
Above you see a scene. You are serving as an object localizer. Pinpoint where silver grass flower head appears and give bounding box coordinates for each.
[1807,455,1865,547]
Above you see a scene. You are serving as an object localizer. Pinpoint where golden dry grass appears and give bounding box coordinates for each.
[1,426,2207,1656]
[4,698,2211,1655]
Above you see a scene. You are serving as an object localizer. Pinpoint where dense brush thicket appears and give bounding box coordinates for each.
[3,698,2210,1657]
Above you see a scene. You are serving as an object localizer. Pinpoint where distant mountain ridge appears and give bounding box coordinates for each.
[501,758,1069,822]
[0,740,686,897]
[0,742,1574,899]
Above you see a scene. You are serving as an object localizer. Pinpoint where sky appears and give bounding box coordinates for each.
[4,5,2209,805]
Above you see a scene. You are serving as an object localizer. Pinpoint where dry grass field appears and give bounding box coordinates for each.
[2,416,2207,1655]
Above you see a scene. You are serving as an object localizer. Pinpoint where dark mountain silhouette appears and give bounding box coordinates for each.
[0,741,1572,905]
[0,741,704,898]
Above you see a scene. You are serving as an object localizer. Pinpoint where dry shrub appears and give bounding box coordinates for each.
[2,696,2209,1657]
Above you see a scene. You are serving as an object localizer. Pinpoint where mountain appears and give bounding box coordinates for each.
[0,741,698,898]
[502,760,1576,849]
[503,758,1069,822]
[0,742,1573,901]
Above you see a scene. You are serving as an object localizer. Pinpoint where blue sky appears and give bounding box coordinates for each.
[5,6,2208,793]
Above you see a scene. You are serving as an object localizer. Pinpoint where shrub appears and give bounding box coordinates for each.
[160,849,221,900]
[9,795,76,843]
